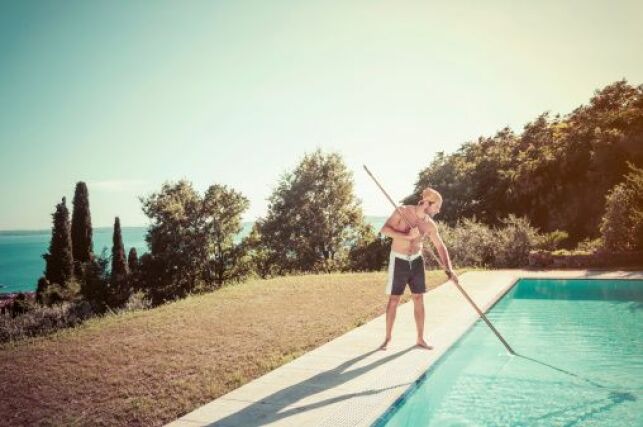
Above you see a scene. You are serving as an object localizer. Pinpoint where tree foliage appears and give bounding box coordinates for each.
[140,181,209,302]
[71,181,93,266]
[128,248,139,273]
[139,180,250,303]
[345,224,391,271]
[436,216,546,268]
[110,217,130,306]
[80,249,110,312]
[43,197,74,287]
[600,162,643,251]
[239,224,276,279]
[258,150,366,273]
[407,80,643,244]
[111,217,128,280]
[202,184,250,285]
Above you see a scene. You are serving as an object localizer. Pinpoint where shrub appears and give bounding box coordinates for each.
[9,293,34,317]
[493,215,540,267]
[0,300,94,343]
[435,215,544,268]
[528,250,553,268]
[40,280,81,307]
[551,248,592,256]
[536,230,569,251]
[0,290,156,343]
[436,219,495,268]
[123,291,152,311]
[576,237,603,253]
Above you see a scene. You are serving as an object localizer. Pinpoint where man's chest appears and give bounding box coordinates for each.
[393,209,428,234]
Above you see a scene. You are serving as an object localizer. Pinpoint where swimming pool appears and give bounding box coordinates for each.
[374,278,643,426]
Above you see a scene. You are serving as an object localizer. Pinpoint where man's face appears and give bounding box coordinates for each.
[418,198,442,218]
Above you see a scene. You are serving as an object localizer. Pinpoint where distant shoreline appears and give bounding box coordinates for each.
[0,216,388,236]
[0,226,149,236]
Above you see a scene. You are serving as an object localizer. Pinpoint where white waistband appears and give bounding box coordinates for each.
[390,250,422,261]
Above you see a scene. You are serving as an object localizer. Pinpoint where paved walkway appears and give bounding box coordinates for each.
[166,270,643,427]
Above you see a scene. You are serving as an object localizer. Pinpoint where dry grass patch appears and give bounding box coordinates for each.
[0,270,449,426]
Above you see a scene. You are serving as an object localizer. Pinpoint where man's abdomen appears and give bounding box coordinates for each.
[390,239,422,255]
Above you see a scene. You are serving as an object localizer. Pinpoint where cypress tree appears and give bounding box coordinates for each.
[111,217,129,281]
[71,182,93,265]
[128,247,139,272]
[43,197,74,286]
[110,217,130,306]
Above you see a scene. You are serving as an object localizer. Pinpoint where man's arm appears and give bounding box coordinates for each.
[380,209,418,241]
[426,221,454,275]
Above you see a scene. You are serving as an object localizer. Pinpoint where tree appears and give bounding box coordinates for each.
[126,247,140,293]
[346,224,391,271]
[626,163,643,250]
[111,217,129,280]
[240,223,277,279]
[43,197,74,287]
[600,162,643,251]
[71,182,93,269]
[406,128,517,226]
[80,249,110,312]
[202,184,250,285]
[138,180,251,302]
[407,80,643,244]
[110,217,130,306]
[259,150,365,273]
[538,80,643,240]
[128,247,139,272]
[139,180,211,302]
[136,252,166,304]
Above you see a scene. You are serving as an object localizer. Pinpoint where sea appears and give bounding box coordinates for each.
[0,217,386,294]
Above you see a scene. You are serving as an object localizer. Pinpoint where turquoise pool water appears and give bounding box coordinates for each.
[375,278,643,426]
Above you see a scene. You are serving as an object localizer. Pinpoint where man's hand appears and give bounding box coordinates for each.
[447,270,459,284]
[407,227,420,240]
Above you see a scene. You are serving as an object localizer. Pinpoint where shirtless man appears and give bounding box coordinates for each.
[379,187,455,350]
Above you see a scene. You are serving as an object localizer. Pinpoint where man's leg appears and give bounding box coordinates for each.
[412,293,433,350]
[409,256,431,349]
[380,295,401,350]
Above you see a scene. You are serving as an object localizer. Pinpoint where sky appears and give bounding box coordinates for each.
[1,0,642,230]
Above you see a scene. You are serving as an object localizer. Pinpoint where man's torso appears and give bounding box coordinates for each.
[389,206,431,255]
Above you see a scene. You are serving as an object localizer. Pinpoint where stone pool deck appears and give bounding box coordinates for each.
[166,269,643,427]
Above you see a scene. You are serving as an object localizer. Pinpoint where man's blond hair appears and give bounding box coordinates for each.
[421,187,442,205]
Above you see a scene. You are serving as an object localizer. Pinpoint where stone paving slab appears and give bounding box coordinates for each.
[166,270,643,427]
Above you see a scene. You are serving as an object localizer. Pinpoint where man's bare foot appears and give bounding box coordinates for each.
[379,338,391,350]
[416,339,433,350]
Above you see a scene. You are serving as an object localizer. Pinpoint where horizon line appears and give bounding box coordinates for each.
[0,215,389,234]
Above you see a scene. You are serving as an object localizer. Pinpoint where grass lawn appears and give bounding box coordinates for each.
[0,270,450,426]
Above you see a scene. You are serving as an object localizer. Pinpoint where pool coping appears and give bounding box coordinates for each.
[165,270,643,427]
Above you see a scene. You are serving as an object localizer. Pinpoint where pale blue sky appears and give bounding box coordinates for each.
[1,0,641,230]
